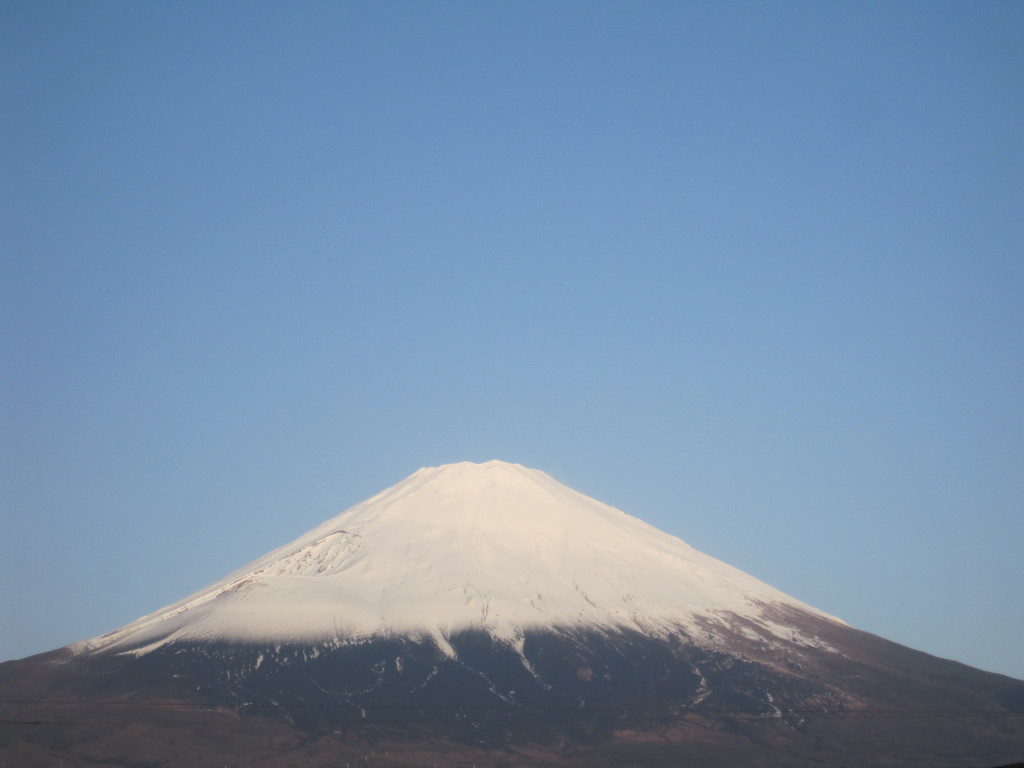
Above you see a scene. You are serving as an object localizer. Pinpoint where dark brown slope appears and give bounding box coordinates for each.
[2,607,1023,768]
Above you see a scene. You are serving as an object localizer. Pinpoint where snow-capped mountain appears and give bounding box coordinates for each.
[78,460,840,657]
[3,460,1022,768]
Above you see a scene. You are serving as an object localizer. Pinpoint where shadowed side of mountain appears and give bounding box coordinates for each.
[3,619,1023,767]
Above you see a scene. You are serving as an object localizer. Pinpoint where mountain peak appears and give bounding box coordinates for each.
[402,460,556,504]
[78,462,840,657]
[404,460,571,502]
[426,458,528,473]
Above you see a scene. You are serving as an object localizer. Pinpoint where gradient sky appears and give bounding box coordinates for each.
[2,1,1022,680]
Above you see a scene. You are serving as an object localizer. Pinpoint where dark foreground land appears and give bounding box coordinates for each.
[4,686,1023,768]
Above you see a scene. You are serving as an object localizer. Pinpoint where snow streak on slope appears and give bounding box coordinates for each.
[78,461,842,656]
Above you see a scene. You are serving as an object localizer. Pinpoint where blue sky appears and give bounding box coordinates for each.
[2,1,1022,680]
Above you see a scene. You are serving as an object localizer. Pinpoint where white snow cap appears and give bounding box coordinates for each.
[81,460,841,655]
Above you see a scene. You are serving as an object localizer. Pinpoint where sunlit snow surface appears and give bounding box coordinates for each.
[76,461,843,656]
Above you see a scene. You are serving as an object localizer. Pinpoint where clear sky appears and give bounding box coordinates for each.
[2,1,1022,680]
